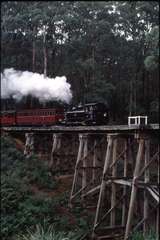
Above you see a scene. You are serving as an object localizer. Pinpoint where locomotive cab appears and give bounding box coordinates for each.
[65,102,109,125]
[84,102,109,125]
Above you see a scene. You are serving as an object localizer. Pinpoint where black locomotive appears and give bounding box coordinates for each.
[64,102,109,125]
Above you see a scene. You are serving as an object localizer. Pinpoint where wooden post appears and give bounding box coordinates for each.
[69,134,84,207]
[143,139,150,236]
[124,137,145,240]
[56,134,62,167]
[49,134,61,168]
[93,134,114,234]
[110,138,117,226]
[156,144,159,239]
[122,138,129,226]
[158,145,160,185]
[156,208,159,240]
[24,133,34,158]
[92,139,98,184]
[82,134,88,202]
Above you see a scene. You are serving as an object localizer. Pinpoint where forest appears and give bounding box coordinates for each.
[1,2,159,240]
[1,1,159,123]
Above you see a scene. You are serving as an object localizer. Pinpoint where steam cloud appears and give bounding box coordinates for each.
[1,68,72,103]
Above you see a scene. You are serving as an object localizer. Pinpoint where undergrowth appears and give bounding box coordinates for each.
[16,224,84,240]
[1,135,91,240]
[131,230,157,240]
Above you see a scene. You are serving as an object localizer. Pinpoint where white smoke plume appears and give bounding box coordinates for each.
[1,68,72,103]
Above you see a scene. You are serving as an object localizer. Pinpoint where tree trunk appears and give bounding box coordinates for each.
[30,27,36,108]
[42,26,47,108]
[129,78,133,116]
[134,72,137,115]
[43,26,47,78]
[92,46,95,84]
[32,28,36,73]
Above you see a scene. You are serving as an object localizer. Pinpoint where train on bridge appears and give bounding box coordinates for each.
[0,102,109,126]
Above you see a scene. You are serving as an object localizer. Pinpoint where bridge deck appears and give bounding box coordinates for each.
[1,124,159,134]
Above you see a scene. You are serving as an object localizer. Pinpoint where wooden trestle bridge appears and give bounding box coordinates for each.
[2,124,159,240]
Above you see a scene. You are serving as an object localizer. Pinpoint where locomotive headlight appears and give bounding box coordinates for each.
[104,113,107,117]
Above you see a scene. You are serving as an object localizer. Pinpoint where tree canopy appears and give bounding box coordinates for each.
[1,1,159,123]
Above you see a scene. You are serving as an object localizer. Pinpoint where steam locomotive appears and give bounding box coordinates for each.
[0,102,109,126]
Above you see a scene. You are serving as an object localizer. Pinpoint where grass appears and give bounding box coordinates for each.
[16,224,82,240]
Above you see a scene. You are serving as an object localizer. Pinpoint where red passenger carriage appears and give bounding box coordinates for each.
[0,111,16,126]
[0,108,64,126]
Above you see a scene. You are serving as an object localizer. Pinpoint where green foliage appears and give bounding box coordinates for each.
[1,171,56,239]
[144,26,159,71]
[1,136,91,240]
[144,55,158,71]
[22,155,57,190]
[86,80,115,104]
[131,230,157,240]
[1,135,57,190]
[1,135,24,170]
[1,136,56,239]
